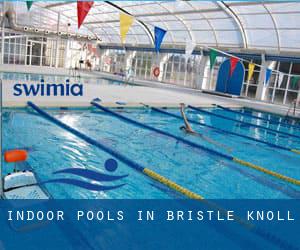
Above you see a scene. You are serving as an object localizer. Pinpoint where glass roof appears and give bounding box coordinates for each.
[6,1,300,52]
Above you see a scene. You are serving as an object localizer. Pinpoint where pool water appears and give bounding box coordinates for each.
[2,106,300,199]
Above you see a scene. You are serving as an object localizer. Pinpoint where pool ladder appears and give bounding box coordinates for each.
[286,99,298,118]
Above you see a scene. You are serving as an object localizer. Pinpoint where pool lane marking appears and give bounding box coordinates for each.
[216,104,300,130]
[27,102,298,249]
[232,158,300,186]
[143,168,203,199]
[291,149,300,155]
[146,105,300,155]
[27,101,203,200]
[92,102,300,187]
[188,105,300,140]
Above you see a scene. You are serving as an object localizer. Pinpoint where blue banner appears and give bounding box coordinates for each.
[0,199,299,250]
[154,26,167,53]
[265,68,272,86]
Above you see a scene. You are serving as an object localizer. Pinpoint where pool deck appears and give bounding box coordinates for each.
[1,69,299,118]
[2,79,241,108]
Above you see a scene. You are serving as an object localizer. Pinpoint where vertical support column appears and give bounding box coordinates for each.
[159,54,168,82]
[55,12,61,68]
[1,18,5,64]
[255,54,268,101]
[198,55,209,90]
[64,39,70,69]
[283,63,293,105]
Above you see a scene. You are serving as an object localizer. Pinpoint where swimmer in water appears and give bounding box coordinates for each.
[179,103,232,152]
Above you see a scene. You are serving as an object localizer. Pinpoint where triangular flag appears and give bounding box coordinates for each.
[185,38,196,62]
[120,13,134,44]
[291,76,300,89]
[277,73,284,88]
[264,68,272,86]
[154,26,167,53]
[209,49,217,70]
[26,1,33,10]
[77,1,94,29]
[247,63,255,82]
[229,57,239,76]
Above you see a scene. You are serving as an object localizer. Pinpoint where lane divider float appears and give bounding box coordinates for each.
[91,101,300,187]
[188,105,300,140]
[27,102,298,249]
[215,104,300,130]
[27,101,203,200]
[146,105,300,155]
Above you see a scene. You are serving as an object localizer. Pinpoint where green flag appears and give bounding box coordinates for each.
[209,49,218,70]
[291,76,300,89]
[26,1,33,10]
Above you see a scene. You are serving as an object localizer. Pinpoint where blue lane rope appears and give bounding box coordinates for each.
[188,105,300,140]
[91,101,232,160]
[215,104,300,130]
[26,102,300,250]
[28,102,144,172]
[148,106,298,153]
[91,102,300,186]
[244,106,300,124]
[27,101,204,200]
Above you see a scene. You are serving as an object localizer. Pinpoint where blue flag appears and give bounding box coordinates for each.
[154,26,167,53]
[264,68,272,86]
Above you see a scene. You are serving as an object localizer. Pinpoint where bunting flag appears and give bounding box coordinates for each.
[264,68,272,86]
[247,63,255,82]
[209,49,217,70]
[77,1,94,29]
[229,57,239,76]
[26,1,33,10]
[120,13,134,44]
[277,73,284,88]
[154,26,167,53]
[291,76,300,89]
[184,38,196,62]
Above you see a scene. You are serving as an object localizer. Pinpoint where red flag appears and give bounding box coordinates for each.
[77,1,94,29]
[229,57,239,76]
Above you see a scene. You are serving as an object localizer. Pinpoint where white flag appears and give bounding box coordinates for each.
[277,73,284,88]
[185,38,196,62]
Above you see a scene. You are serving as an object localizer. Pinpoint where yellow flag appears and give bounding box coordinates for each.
[120,13,134,44]
[247,63,255,82]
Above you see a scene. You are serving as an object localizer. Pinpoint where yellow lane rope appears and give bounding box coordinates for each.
[291,149,300,155]
[143,168,204,200]
[233,158,300,186]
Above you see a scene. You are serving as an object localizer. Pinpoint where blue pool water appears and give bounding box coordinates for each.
[2,106,300,199]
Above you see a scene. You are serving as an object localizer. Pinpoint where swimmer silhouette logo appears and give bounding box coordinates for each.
[43,159,128,191]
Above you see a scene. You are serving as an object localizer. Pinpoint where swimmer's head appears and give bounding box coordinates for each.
[180,126,186,131]
[180,103,185,108]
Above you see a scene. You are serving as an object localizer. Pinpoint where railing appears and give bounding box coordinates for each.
[286,99,299,117]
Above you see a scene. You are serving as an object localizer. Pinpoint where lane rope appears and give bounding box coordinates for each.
[147,105,300,154]
[91,102,300,187]
[216,104,300,130]
[188,105,300,140]
[27,102,298,250]
[27,101,203,200]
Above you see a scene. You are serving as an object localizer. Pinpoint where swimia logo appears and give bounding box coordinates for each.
[13,79,83,97]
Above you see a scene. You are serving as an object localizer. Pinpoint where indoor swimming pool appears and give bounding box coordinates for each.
[2,105,300,199]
